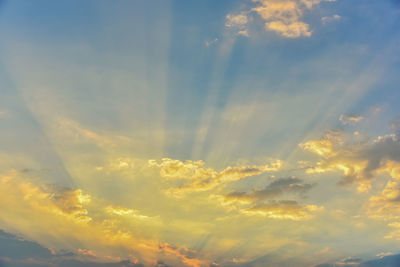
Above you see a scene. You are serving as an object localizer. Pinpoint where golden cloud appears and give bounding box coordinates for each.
[368,176,400,223]
[0,170,210,266]
[386,222,400,240]
[226,0,336,38]
[241,200,323,220]
[0,170,92,224]
[300,130,400,192]
[149,158,282,197]
[302,129,400,240]
[212,177,319,220]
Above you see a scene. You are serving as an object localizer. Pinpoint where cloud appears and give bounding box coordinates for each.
[222,177,315,202]
[301,126,400,242]
[204,38,219,47]
[149,158,282,197]
[321,14,341,24]
[370,180,400,206]
[390,117,400,135]
[225,0,337,38]
[0,170,92,224]
[336,256,363,265]
[339,114,364,125]
[300,129,400,192]
[213,177,319,220]
[300,130,344,158]
[0,230,54,260]
[241,200,323,220]
[49,186,92,222]
[0,227,144,267]
[265,20,312,38]
[386,222,400,240]
[0,170,209,267]
[367,175,400,230]
[225,13,249,36]
[53,117,134,151]
[105,205,157,221]
[157,243,211,267]
[376,252,394,259]
[314,253,400,267]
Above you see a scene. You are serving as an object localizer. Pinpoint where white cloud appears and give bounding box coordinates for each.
[225,13,249,28]
[321,14,341,24]
[225,13,249,36]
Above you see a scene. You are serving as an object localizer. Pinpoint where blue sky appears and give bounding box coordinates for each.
[0,0,400,266]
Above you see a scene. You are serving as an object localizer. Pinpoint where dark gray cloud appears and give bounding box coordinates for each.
[342,133,400,185]
[0,230,53,260]
[303,126,400,188]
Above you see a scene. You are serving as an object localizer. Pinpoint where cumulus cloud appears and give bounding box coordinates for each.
[300,129,400,192]
[300,130,344,158]
[225,0,336,38]
[149,158,282,197]
[225,13,249,36]
[300,125,400,241]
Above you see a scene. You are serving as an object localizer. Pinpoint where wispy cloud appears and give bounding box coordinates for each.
[222,177,315,202]
[241,200,322,220]
[339,114,364,125]
[321,14,341,24]
[204,38,219,47]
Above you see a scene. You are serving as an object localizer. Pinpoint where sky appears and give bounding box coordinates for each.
[0,0,400,266]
